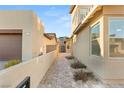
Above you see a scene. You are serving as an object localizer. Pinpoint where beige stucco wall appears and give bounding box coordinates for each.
[44,36,57,45]
[43,36,57,54]
[0,50,57,88]
[0,11,44,61]
[72,6,124,83]
[32,13,44,57]
[103,6,124,83]
[73,12,106,79]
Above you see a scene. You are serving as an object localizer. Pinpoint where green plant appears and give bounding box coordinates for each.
[71,62,87,69]
[65,56,75,60]
[4,59,21,68]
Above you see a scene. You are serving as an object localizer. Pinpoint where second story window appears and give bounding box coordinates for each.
[80,8,89,22]
[72,10,80,27]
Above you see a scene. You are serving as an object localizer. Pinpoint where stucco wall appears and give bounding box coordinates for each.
[32,13,44,57]
[43,36,57,54]
[103,6,124,82]
[72,11,106,80]
[0,50,57,88]
[0,11,44,61]
[72,6,124,83]
[44,36,57,45]
[73,27,105,79]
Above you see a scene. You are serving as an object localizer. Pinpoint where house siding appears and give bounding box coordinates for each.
[103,6,124,82]
[72,6,124,83]
[43,35,57,54]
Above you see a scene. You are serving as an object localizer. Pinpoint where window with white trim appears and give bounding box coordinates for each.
[109,18,124,57]
[91,22,101,56]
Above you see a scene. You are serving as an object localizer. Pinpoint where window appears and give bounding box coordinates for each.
[80,8,89,21]
[109,18,124,57]
[72,8,83,29]
[91,23,101,56]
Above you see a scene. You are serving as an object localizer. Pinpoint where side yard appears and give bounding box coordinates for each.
[38,53,76,88]
[38,53,124,88]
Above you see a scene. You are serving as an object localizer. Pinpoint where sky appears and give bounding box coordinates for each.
[0,5,71,38]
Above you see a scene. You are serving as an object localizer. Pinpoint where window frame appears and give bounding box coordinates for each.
[90,22,101,56]
[108,17,124,59]
[79,8,89,22]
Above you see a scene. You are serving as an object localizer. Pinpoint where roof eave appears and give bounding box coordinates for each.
[44,34,52,40]
[69,5,76,14]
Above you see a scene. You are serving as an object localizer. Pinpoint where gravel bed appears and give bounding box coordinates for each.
[38,53,124,88]
[38,53,76,88]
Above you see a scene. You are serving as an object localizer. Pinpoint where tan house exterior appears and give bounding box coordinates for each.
[70,5,124,84]
[0,11,44,61]
[43,33,57,53]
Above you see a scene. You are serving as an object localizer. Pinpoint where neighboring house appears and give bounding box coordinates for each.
[43,33,57,53]
[58,37,71,53]
[70,5,124,83]
[0,11,44,61]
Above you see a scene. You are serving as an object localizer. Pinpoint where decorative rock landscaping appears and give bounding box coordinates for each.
[38,53,124,88]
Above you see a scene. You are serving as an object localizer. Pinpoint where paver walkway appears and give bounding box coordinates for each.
[38,53,124,88]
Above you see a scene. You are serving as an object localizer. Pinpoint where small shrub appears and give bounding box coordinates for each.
[74,70,88,82]
[65,56,75,60]
[71,62,87,69]
[73,70,94,82]
[4,59,21,68]
[87,72,94,79]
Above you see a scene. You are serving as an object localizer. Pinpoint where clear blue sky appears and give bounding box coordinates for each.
[0,5,71,38]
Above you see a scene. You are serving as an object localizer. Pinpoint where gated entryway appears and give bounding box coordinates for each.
[60,46,66,53]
